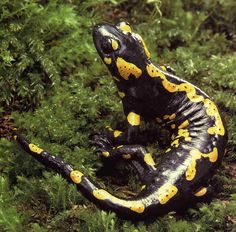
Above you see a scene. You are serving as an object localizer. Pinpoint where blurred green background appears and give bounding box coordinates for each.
[0,0,235,231]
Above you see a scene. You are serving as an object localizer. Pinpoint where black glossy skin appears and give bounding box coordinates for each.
[12,22,228,220]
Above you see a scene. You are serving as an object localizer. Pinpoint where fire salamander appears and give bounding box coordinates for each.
[11,22,227,220]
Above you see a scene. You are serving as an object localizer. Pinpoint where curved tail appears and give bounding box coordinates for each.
[2,123,220,218]
[12,130,162,219]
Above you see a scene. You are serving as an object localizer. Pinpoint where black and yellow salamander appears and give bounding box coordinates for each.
[11,22,228,220]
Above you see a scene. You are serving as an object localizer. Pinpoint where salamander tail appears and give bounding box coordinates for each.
[12,131,156,219]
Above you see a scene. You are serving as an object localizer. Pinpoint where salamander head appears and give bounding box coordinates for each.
[93,22,151,81]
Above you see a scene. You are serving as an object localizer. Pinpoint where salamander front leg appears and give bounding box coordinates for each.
[91,126,124,148]
[192,185,214,203]
[99,144,157,184]
[175,185,214,215]
[91,110,141,147]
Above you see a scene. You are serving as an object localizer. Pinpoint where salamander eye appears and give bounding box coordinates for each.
[101,39,113,54]
[101,38,119,54]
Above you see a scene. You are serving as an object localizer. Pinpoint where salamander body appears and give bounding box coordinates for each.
[12,22,227,220]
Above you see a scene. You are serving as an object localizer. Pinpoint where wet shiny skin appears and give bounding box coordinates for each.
[91,22,228,217]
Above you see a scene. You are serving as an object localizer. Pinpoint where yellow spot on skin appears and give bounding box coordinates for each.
[160,65,167,71]
[202,147,218,162]
[204,99,225,136]
[122,154,131,159]
[118,91,125,98]
[163,113,176,120]
[117,57,142,80]
[141,185,146,190]
[147,63,172,87]
[127,112,140,126]
[102,151,110,157]
[156,183,178,204]
[144,153,155,166]
[146,64,204,101]
[186,158,199,181]
[141,40,151,59]
[134,33,151,59]
[175,129,191,141]
[194,187,207,197]
[104,57,111,64]
[93,189,107,200]
[111,39,119,50]
[29,143,43,154]
[93,189,145,213]
[70,170,83,184]
[114,130,122,137]
[178,83,204,103]
[171,139,179,147]
[171,128,191,148]
[118,22,132,34]
[186,147,218,181]
[130,204,145,214]
[165,148,171,153]
[178,120,189,129]
[117,145,124,149]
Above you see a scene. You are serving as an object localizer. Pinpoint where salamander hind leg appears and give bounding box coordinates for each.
[175,185,214,215]
[90,126,124,148]
[192,185,214,204]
